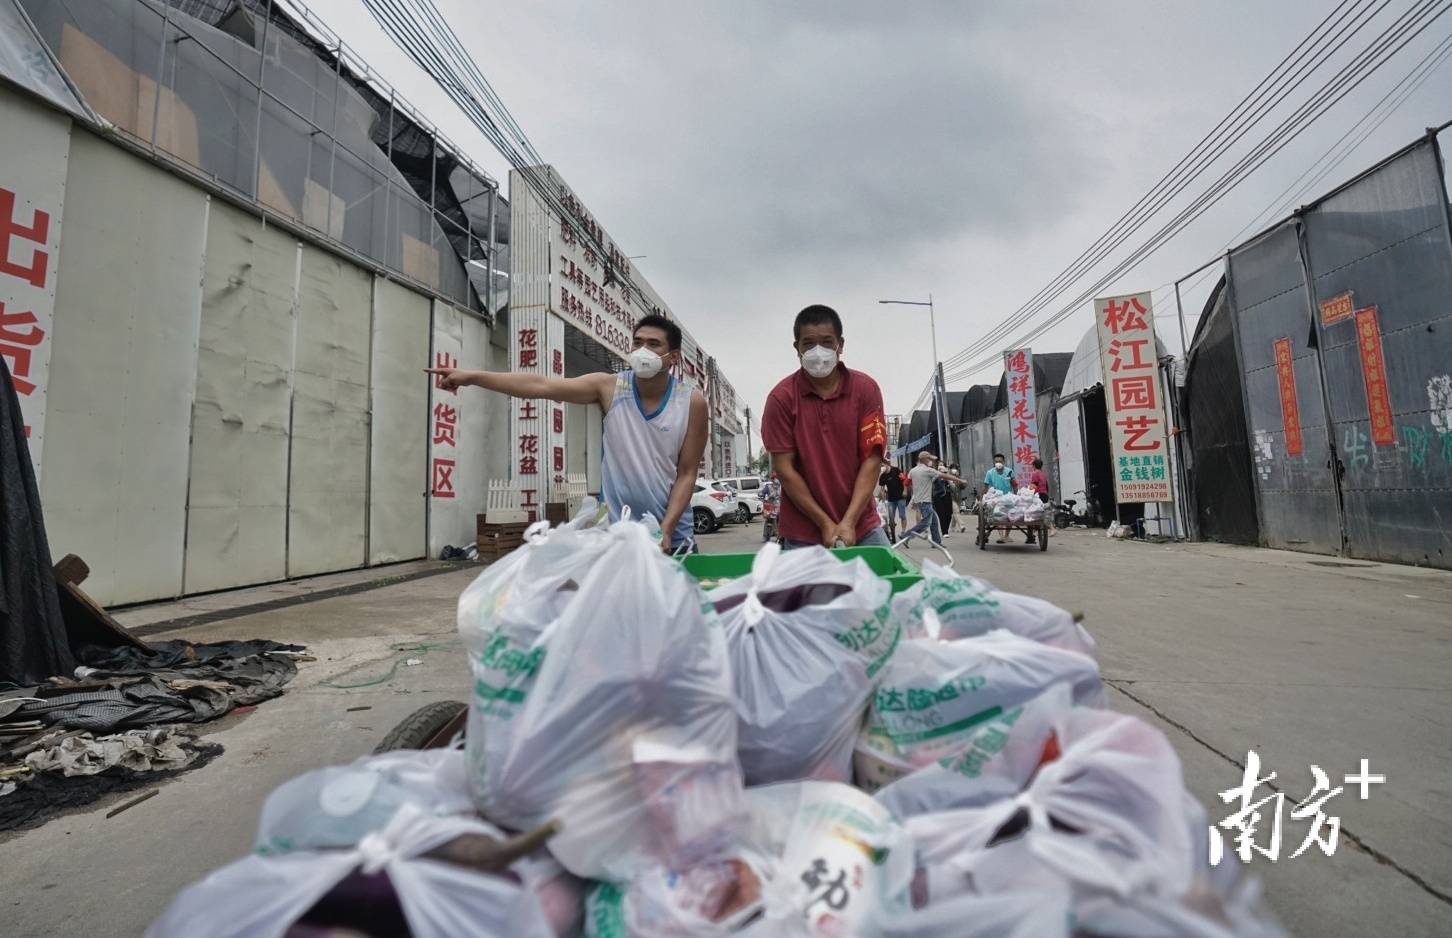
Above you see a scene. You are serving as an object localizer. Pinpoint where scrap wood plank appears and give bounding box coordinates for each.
[52,554,152,652]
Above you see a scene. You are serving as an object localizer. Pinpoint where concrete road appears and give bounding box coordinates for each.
[1,515,1448,936]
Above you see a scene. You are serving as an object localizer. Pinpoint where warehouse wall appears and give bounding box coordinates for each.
[185,199,298,594]
[23,110,496,606]
[41,131,206,606]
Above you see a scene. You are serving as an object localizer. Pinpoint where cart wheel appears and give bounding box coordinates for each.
[1039,526,1048,551]
[373,700,467,754]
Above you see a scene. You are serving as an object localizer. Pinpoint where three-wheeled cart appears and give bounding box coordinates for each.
[976,505,1048,551]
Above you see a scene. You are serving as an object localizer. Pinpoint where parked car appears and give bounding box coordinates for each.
[690,480,738,534]
[704,479,760,523]
[718,475,764,497]
[718,475,765,523]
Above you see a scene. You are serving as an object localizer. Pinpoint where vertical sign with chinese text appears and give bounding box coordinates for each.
[1354,306,1394,445]
[1003,348,1038,483]
[510,307,545,521]
[430,323,464,502]
[508,308,566,519]
[1273,338,1304,456]
[546,314,566,501]
[0,98,70,483]
[1094,292,1173,503]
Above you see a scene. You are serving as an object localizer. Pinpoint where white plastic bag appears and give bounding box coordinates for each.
[902,705,1195,909]
[1070,792,1289,938]
[854,632,1103,793]
[254,748,475,856]
[891,560,1095,656]
[882,883,1073,938]
[146,805,559,938]
[872,684,1073,818]
[460,521,749,880]
[586,781,915,938]
[896,770,1286,937]
[707,544,897,785]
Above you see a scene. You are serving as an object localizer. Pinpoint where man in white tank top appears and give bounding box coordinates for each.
[427,314,708,552]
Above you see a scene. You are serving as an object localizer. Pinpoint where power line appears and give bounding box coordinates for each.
[360,0,667,324]
[934,0,1452,390]
[934,0,1395,376]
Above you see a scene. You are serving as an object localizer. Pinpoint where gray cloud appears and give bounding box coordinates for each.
[313,0,1452,417]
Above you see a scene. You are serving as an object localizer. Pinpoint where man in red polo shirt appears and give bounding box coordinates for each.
[761,304,889,549]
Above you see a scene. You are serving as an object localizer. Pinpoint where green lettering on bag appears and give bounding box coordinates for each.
[890,705,1003,745]
[588,882,626,938]
[478,633,546,678]
[474,680,525,704]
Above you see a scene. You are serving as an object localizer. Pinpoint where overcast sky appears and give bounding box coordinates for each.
[308,0,1452,430]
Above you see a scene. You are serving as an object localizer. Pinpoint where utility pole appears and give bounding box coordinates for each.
[879,295,948,461]
[743,405,754,476]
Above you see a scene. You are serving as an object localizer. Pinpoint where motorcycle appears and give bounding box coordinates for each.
[1050,490,1099,529]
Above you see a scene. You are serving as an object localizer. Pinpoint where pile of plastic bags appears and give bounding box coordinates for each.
[147,517,1286,938]
[981,487,1044,524]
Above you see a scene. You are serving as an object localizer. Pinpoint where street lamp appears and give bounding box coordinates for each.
[879,296,949,463]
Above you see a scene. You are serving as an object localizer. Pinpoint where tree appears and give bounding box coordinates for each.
[753,449,772,475]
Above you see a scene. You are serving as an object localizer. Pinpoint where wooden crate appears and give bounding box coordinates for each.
[476,531,525,561]
[477,516,529,537]
[544,502,569,526]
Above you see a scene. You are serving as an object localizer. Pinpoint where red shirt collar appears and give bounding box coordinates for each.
[794,363,851,400]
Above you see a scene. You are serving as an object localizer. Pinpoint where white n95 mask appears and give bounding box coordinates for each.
[801,346,838,378]
[629,347,665,378]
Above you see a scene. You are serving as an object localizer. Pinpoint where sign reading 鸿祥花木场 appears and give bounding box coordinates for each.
[1003,348,1038,484]
[1093,291,1173,504]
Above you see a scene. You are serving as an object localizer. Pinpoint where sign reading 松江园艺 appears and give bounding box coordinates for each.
[1094,291,1173,503]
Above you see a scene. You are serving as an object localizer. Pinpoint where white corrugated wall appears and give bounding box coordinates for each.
[24,96,487,605]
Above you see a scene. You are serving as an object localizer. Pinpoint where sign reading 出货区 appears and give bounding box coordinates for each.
[1094,291,1173,503]
[1003,348,1038,484]
[0,100,71,484]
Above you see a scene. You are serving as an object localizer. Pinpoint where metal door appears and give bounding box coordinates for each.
[1301,140,1452,567]
[1226,221,1344,554]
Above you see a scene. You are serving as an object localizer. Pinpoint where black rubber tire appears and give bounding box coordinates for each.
[1039,525,1048,551]
[693,508,713,534]
[736,504,751,524]
[372,700,467,754]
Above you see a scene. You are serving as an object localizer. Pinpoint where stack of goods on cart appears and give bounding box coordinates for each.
[1018,486,1045,523]
[982,488,1015,523]
[146,519,1286,937]
[981,487,1045,525]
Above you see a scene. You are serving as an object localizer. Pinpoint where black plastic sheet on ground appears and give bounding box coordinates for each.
[0,740,223,834]
[9,644,301,733]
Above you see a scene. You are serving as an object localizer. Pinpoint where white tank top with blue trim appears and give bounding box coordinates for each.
[601,371,694,546]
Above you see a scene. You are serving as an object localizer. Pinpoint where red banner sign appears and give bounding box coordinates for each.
[1003,348,1038,482]
[1354,306,1394,445]
[1273,338,1303,456]
[1319,292,1354,325]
